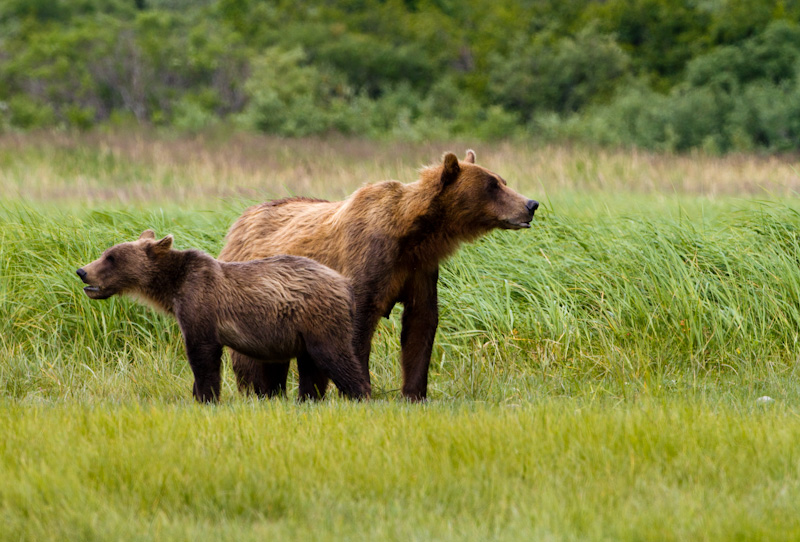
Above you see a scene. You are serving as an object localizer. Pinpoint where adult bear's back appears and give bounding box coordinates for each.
[220,196,344,265]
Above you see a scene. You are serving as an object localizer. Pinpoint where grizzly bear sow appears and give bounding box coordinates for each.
[220,150,538,400]
[77,230,370,402]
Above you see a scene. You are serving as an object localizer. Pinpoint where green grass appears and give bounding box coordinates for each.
[4,197,799,403]
[2,133,800,539]
[2,400,800,541]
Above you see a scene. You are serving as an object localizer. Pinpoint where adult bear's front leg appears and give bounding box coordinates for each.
[399,267,439,401]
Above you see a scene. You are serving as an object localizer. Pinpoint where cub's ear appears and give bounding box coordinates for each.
[465,149,476,164]
[139,229,156,240]
[441,152,460,186]
[152,234,173,255]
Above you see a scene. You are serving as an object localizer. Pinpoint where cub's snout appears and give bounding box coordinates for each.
[76,262,113,300]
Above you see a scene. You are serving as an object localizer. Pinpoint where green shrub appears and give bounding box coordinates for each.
[729,81,800,152]
[172,97,217,132]
[582,0,709,87]
[312,33,438,97]
[687,20,800,89]
[240,47,340,136]
[8,95,56,128]
[488,26,630,120]
[64,104,96,130]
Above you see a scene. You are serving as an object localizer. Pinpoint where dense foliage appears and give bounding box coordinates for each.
[3,0,800,151]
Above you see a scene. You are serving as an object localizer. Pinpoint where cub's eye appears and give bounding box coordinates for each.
[487,178,499,190]
[106,254,115,264]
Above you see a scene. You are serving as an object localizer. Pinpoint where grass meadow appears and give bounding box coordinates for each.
[2,131,800,540]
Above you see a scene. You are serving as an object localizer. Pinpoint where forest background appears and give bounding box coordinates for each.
[4,0,800,153]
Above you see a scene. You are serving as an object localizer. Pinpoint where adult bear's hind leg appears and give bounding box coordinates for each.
[303,339,370,400]
[351,304,382,386]
[230,350,289,398]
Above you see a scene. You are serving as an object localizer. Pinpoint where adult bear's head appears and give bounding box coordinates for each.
[433,150,538,235]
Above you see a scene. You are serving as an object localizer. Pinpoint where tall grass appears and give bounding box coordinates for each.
[2,196,800,403]
[438,200,800,395]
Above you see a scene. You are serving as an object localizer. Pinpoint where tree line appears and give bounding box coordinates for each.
[3,0,800,152]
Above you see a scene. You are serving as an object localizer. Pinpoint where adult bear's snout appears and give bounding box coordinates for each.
[526,200,539,215]
[76,268,88,283]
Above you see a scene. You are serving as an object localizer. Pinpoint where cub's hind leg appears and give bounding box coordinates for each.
[297,351,330,401]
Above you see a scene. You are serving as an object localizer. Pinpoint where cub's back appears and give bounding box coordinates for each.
[220,254,353,308]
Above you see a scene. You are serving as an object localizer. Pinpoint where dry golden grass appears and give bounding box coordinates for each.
[2,131,800,204]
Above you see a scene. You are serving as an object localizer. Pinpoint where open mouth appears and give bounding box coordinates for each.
[83,286,112,300]
[501,220,531,230]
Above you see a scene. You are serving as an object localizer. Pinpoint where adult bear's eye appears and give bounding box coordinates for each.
[106,254,115,264]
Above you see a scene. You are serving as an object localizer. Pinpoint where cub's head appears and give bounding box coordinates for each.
[433,150,538,233]
[76,230,173,300]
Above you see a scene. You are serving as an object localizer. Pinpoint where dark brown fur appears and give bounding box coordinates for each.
[77,230,370,402]
[219,150,538,400]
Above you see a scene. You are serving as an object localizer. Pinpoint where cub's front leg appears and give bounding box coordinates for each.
[179,323,223,402]
[186,341,223,402]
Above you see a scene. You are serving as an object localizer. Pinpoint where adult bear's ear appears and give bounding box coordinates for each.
[139,229,156,240]
[152,234,173,255]
[441,152,460,186]
[464,149,476,164]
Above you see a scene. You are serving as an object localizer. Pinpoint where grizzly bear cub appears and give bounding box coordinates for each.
[76,230,370,402]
